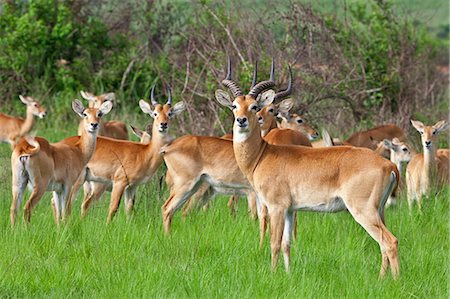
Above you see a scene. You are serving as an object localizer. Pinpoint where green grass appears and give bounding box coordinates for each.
[0,128,448,298]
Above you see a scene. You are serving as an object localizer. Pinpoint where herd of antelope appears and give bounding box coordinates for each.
[1,57,449,279]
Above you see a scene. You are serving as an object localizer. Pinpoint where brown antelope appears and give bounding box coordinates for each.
[72,124,152,211]
[345,124,406,150]
[77,91,128,140]
[406,120,449,210]
[71,86,186,223]
[130,124,152,144]
[278,112,319,140]
[217,66,313,220]
[0,95,46,147]
[10,100,112,225]
[215,60,400,278]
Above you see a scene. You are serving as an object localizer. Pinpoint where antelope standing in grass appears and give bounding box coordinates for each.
[215,59,400,278]
[0,95,46,148]
[10,100,112,225]
[77,91,128,140]
[406,120,449,210]
[70,86,186,223]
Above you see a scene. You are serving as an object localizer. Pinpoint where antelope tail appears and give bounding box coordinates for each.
[17,136,40,162]
[378,171,397,223]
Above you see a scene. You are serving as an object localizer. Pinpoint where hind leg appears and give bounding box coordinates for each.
[124,186,137,216]
[162,180,203,234]
[23,183,47,224]
[346,203,399,278]
[81,182,107,218]
[10,170,28,227]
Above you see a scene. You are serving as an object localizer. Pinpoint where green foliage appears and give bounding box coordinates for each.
[0,0,116,100]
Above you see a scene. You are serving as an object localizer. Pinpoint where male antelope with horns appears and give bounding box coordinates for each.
[215,58,400,278]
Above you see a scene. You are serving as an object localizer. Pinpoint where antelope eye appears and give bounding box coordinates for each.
[97,111,103,117]
[34,103,38,107]
[297,119,304,124]
[153,112,158,117]
[432,131,436,135]
[251,105,258,110]
[402,148,408,152]
[268,108,274,113]
[82,112,88,117]
[168,111,173,117]
[231,105,237,110]
[420,131,423,135]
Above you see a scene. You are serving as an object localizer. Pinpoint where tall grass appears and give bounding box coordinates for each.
[0,127,448,298]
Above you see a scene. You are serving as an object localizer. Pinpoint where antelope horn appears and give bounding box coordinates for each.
[248,58,275,99]
[222,56,243,97]
[251,61,258,88]
[150,85,158,106]
[166,85,172,105]
[274,65,293,101]
[270,57,275,82]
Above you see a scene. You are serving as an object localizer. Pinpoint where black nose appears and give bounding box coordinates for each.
[91,123,99,129]
[42,112,46,117]
[160,123,168,129]
[237,117,247,125]
[425,141,431,146]
[258,116,263,121]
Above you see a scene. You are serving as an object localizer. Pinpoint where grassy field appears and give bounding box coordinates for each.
[0,125,448,298]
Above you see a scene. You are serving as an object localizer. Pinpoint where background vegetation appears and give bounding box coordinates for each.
[0,0,448,138]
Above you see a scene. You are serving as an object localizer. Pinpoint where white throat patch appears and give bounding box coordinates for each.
[234,129,251,143]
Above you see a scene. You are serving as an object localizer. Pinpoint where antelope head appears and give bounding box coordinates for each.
[139,85,186,135]
[411,120,449,151]
[19,95,46,119]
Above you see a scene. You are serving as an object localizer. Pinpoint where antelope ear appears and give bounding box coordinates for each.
[392,137,401,144]
[104,92,116,103]
[130,125,143,139]
[72,99,85,117]
[215,89,233,109]
[276,98,294,116]
[432,120,449,135]
[321,129,334,147]
[139,100,153,116]
[98,101,113,116]
[383,139,394,150]
[171,101,186,116]
[145,124,152,135]
[411,120,425,133]
[258,90,275,108]
[19,95,30,104]
[80,91,95,101]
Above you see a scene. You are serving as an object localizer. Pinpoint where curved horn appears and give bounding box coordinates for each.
[251,61,258,88]
[274,65,293,101]
[248,58,275,99]
[166,85,172,105]
[150,85,158,106]
[221,56,243,97]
